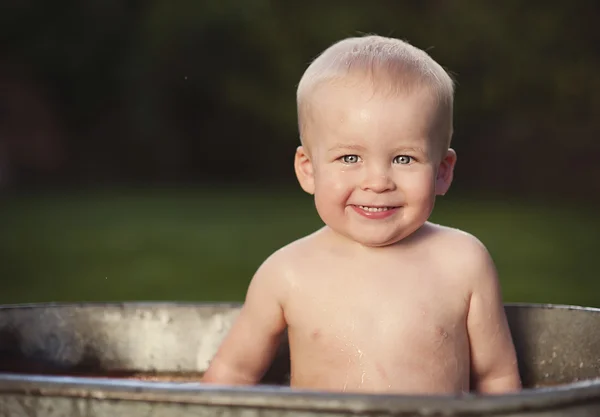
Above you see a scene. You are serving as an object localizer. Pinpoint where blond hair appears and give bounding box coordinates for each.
[297,35,455,149]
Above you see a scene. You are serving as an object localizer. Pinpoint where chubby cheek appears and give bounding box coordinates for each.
[313,166,356,210]
[402,172,437,206]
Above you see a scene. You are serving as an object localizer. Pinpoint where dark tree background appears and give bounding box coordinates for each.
[0,2,599,307]
[1,1,598,200]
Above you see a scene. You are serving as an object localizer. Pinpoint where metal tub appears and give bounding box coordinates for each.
[0,302,599,416]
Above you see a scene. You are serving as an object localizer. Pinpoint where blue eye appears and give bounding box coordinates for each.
[342,155,360,164]
[393,155,413,165]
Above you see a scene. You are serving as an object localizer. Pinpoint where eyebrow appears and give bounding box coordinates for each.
[392,146,427,155]
[327,144,366,152]
[327,144,427,155]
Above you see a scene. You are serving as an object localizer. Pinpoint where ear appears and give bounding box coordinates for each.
[294,146,315,195]
[435,148,457,196]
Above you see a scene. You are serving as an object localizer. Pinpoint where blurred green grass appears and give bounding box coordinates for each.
[0,187,598,307]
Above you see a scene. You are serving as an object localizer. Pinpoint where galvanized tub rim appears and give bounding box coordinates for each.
[0,301,599,415]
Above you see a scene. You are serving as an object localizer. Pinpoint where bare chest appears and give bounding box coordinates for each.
[284,261,469,365]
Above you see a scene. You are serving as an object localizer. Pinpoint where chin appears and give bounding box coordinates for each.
[352,233,405,248]
[353,225,423,247]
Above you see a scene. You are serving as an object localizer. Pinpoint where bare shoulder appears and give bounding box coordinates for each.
[420,222,489,252]
[248,230,322,301]
[419,222,496,285]
[258,230,319,273]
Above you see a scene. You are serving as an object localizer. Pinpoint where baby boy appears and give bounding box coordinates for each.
[202,35,522,395]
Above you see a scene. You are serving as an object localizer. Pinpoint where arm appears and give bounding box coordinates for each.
[465,238,522,394]
[202,257,288,385]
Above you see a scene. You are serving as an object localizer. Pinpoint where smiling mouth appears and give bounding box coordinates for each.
[356,205,398,212]
[351,205,400,220]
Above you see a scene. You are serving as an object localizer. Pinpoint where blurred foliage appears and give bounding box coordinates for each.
[1,3,598,308]
[1,1,599,199]
[1,189,599,307]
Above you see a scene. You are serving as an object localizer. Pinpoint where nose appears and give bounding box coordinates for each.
[360,165,396,193]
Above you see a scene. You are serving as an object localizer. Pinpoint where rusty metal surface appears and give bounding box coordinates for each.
[0,302,598,416]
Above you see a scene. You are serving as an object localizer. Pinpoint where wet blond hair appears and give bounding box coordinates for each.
[297,35,455,151]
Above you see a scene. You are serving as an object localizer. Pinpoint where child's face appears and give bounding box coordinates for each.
[295,79,456,247]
